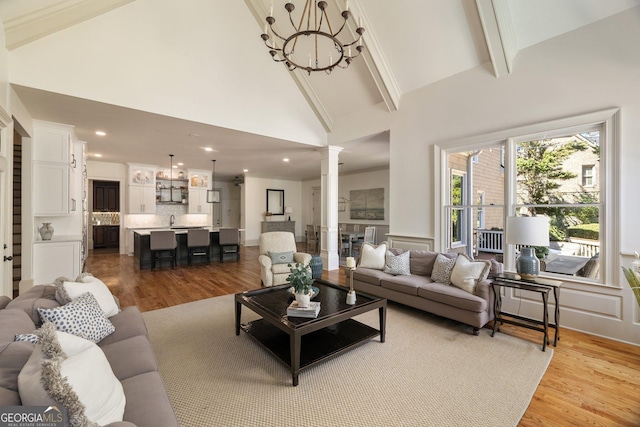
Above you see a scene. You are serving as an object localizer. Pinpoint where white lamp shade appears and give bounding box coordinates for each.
[505,216,550,246]
[284,206,293,214]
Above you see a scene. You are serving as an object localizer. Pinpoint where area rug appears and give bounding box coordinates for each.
[142,295,552,427]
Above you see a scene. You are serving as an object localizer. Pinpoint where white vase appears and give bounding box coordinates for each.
[38,223,54,240]
[295,292,311,308]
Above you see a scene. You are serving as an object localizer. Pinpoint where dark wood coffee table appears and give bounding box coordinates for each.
[235,279,386,386]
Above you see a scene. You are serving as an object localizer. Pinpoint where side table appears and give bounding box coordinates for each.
[491,274,562,352]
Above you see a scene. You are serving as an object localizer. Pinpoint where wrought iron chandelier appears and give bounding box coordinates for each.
[261,1,365,75]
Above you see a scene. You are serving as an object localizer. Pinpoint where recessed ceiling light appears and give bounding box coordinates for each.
[95,131,106,136]
[204,147,213,152]
[190,133,200,137]
[94,153,102,157]
[177,162,184,166]
[172,165,178,169]
[283,158,290,162]
[243,169,249,173]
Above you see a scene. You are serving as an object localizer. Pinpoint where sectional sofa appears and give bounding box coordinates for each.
[0,284,178,427]
[349,245,501,335]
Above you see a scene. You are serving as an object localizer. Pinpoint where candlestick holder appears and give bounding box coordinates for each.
[347,267,356,305]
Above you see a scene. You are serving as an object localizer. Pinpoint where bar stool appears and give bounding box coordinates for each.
[187,228,211,266]
[150,230,177,270]
[219,228,240,262]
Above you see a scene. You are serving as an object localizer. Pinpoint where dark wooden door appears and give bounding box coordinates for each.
[93,181,119,212]
[106,226,119,248]
[94,226,105,248]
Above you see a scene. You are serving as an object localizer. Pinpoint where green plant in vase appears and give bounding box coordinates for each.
[287,262,314,308]
[622,251,640,308]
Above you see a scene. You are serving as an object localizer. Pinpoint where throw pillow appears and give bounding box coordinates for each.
[359,243,387,270]
[18,323,126,427]
[38,292,115,343]
[54,274,119,318]
[450,254,491,294]
[486,259,504,280]
[383,250,411,276]
[430,253,458,285]
[14,333,39,344]
[268,251,294,265]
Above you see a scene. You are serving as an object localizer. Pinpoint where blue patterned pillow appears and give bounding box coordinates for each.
[37,292,115,343]
[269,251,294,264]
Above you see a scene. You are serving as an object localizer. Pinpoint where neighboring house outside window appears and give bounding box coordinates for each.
[583,165,595,187]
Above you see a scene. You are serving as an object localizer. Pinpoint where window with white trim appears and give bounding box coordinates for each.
[441,109,619,286]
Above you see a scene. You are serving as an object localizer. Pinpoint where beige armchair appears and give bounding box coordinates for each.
[258,232,312,287]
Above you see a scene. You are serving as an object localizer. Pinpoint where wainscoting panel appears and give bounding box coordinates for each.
[386,235,434,251]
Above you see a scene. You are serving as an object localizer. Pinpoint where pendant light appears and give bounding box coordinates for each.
[207,159,220,203]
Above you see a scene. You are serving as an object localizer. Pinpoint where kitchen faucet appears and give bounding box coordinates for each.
[170,215,175,227]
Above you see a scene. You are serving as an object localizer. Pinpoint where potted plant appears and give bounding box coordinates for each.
[622,251,640,308]
[287,262,314,308]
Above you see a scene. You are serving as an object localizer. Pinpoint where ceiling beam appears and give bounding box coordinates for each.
[4,0,136,50]
[476,0,518,77]
[331,0,400,112]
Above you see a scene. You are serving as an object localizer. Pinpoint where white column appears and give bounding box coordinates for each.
[320,146,343,271]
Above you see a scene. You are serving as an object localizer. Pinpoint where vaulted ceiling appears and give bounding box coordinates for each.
[1,0,637,180]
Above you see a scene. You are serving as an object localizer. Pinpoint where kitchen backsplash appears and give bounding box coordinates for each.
[92,212,120,225]
[124,204,209,229]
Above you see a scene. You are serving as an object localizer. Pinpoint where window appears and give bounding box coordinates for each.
[582,165,595,187]
[449,171,465,246]
[440,109,619,286]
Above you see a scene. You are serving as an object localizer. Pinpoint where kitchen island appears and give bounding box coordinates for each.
[133,227,228,270]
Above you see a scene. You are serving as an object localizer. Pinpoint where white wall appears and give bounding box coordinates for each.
[7,0,326,147]
[244,176,302,246]
[370,9,640,344]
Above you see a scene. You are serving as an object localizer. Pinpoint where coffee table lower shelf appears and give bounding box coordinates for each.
[241,318,380,376]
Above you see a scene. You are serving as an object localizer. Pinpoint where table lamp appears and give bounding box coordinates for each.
[285,206,293,221]
[505,216,550,279]
[346,257,357,304]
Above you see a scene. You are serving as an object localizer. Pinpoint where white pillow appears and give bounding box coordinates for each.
[59,275,119,317]
[359,243,387,270]
[450,254,491,294]
[18,323,126,427]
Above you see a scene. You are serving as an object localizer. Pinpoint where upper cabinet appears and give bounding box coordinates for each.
[129,165,155,187]
[32,120,73,163]
[127,164,156,214]
[188,169,211,214]
[33,120,78,216]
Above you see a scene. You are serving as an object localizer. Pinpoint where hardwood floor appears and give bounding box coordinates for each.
[85,245,640,426]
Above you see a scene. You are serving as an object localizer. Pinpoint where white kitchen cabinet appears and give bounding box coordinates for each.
[32,121,77,216]
[33,161,70,215]
[188,188,210,214]
[33,240,81,285]
[127,163,156,214]
[32,120,73,163]
[128,186,156,214]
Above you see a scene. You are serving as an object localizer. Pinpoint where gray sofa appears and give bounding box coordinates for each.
[349,249,500,335]
[0,285,178,427]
